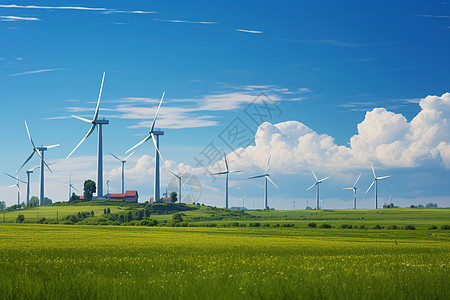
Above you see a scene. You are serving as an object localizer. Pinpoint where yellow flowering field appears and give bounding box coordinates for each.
[0,224,448,299]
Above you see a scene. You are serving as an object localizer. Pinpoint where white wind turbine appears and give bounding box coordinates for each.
[168,167,190,204]
[247,154,278,210]
[17,121,59,206]
[212,151,243,209]
[290,198,297,210]
[307,170,329,210]
[67,72,108,198]
[68,175,80,200]
[366,162,390,209]
[5,173,26,206]
[109,151,135,194]
[343,174,361,209]
[126,92,165,202]
[240,193,247,210]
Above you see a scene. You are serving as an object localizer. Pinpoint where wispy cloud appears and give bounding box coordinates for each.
[0,15,40,21]
[278,38,402,48]
[153,18,216,24]
[417,14,450,19]
[234,28,263,34]
[0,4,156,14]
[10,68,64,76]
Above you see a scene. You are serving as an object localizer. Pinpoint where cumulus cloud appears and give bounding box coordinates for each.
[226,92,450,174]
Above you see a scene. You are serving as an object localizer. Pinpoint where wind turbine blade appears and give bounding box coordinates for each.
[247,174,266,180]
[17,186,21,196]
[354,173,361,187]
[28,164,41,172]
[24,121,36,148]
[17,151,36,174]
[168,169,180,179]
[366,180,375,193]
[70,185,80,192]
[318,176,329,183]
[109,152,122,162]
[35,149,53,174]
[370,162,376,178]
[45,144,60,149]
[72,115,92,124]
[150,91,165,133]
[377,175,390,180]
[124,151,135,161]
[126,134,151,153]
[307,182,318,191]
[5,173,23,183]
[223,150,229,172]
[342,187,353,190]
[211,171,228,175]
[8,184,16,188]
[311,169,318,181]
[67,124,96,159]
[229,170,243,173]
[150,132,165,165]
[266,176,278,188]
[93,72,105,122]
[265,154,271,174]
[180,167,191,177]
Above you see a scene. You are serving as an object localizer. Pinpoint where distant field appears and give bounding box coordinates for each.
[0,224,448,299]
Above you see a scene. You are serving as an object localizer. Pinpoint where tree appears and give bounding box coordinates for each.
[29,196,39,207]
[42,197,52,206]
[84,180,96,202]
[425,203,438,208]
[69,193,80,204]
[91,210,95,217]
[16,214,25,223]
[107,208,111,214]
[170,192,178,203]
[0,201,6,210]
[172,213,183,223]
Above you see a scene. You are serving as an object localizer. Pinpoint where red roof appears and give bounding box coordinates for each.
[125,190,138,197]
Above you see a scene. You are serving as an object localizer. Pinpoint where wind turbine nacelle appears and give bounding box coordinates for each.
[152,130,164,136]
[95,119,109,125]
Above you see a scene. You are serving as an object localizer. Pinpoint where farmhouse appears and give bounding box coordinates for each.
[104,190,139,203]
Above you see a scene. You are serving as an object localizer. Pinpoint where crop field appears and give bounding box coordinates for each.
[0,223,448,299]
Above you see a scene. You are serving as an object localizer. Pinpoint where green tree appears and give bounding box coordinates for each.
[172,213,183,223]
[91,210,95,217]
[0,201,6,210]
[170,192,178,203]
[29,196,39,207]
[425,203,438,208]
[69,193,80,204]
[84,180,96,202]
[126,211,133,222]
[16,214,25,223]
[42,197,52,206]
[107,208,111,214]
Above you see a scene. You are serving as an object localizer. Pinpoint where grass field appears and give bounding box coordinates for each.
[0,223,449,299]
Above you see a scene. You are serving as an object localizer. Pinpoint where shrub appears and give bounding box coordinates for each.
[249,222,261,227]
[16,215,25,223]
[37,217,47,224]
[388,225,398,230]
[340,224,350,229]
[283,223,294,227]
[308,222,317,228]
[359,225,366,229]
[440,225,450,230]
[172,213,184,223]
[319,224,332,229]
[263,223,270,227]
[428,225,437,230]
[405,225,416,230]
[239,223,247,227]
[372,224,382,229]
[230,222,239,227]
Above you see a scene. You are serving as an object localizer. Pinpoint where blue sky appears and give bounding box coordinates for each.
[1,1,450,209]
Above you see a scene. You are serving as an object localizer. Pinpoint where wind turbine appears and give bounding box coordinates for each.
[126,92,165,202]
[17,121,59,206]
[241,193,247,210]
[68,175,80,200]
[343,174,361,209]
[366,162,390,209]
[290,198,297,210]
[168,167,190,204]
[5,173,26,206]
[106,180,110,194]
[307,170,329,210]
[212,151,243,209]
[247,154,278,210]
[67,72,108,198]
[109,151,135,194]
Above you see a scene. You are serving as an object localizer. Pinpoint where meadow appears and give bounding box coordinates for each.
[0,223,448,299]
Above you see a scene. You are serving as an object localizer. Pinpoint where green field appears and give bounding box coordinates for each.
[0,222,449,299]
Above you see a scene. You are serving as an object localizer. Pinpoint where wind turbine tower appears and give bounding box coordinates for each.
[212,151,242,209]
[247,154,278,210]
[68,175,80,200]
[343,174,361,209]
[110,151,135,194]
[126,92,165,202]
[5,173,26,206]
[366,162,390,209]
[168,168,189,204]
[67,72,108,198]
[307,170,329,210]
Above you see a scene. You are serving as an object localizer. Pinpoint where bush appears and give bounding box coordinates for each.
[308,222,317,228]
[372,224,382,229]
[388,225,398,230]
[263,223,270,227]
[37,217,47,224]
[405,225,416,230]
[249,222,261,227]
[340,224,350,229]
[172,213,184,223]
[319,223,332,229]
[359,225,366,229]
[440,225,450,230]
[240,223,247,227]
[16,215,25,223]
[428,225,437,230]
[282,223,295,227]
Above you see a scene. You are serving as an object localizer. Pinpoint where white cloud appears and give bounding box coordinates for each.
[0,4,156,14]
[10,68,64,76]
[225,92,450,174]
[153,18,216,24]
[234,28,263,34]
[0,15,40,21]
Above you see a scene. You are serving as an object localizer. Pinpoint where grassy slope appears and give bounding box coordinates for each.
[2,201,449,228]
